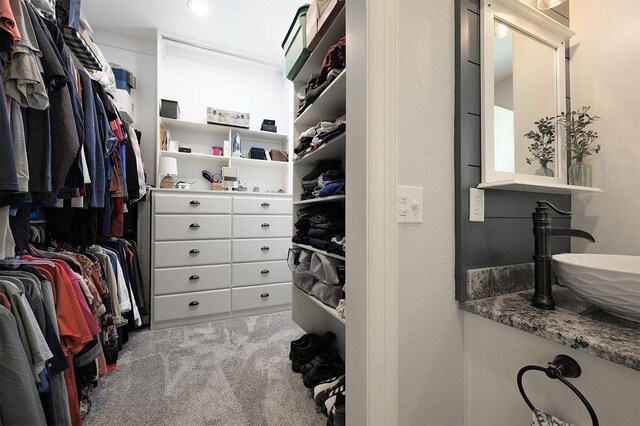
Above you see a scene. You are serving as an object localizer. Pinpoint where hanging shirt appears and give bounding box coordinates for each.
[0,305,47,426]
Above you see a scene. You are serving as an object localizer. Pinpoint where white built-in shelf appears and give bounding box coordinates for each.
[160,117,289,143]
[159,150,227,161]
[151,188,291,197]
[477,180,604,194]
[294,6,346,84]
[31,219,47,224]
[293,195,345,205]
[293,243,345,261]
[159,150,290,168]
[293,286,345,325]
[294,133,346,165]
[294,70,347,128]
[229,157,290,169]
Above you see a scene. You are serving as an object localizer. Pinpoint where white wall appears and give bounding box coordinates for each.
[92,29,159,186]
[160,42,289,132]
[570,0,640,255]
[397,1,463,424]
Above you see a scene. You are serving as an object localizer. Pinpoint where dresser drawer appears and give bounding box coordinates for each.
[233,197,292,215]
[154,240,230,268]
[232,261,291,287]
[155,215,231,241]
[232,238,291,263]
[231,283,291,311]
[154,192,231,214]
[154,289,230,322]
[232,215,292,239]
[154,265,230,295]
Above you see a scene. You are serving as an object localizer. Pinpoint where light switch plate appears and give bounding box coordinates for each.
[397,185,423,223]
[469,188,484,222]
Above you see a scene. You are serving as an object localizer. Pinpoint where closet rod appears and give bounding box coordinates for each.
[161,35,284,70]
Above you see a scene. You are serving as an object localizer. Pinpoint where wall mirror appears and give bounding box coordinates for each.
[480,0,574,188]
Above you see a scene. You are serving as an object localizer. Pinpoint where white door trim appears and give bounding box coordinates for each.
[347,0,399,424]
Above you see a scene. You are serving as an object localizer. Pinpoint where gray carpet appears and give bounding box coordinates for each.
[84,311,326,426]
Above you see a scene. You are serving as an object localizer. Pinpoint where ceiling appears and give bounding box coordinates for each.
[82,0,305,65]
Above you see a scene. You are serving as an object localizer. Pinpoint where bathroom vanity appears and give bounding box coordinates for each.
[460,264,640,425]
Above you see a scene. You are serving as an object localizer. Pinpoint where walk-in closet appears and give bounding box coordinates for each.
[0,0,352,424]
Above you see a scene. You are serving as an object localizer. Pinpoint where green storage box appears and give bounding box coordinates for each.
[282,5,311,81]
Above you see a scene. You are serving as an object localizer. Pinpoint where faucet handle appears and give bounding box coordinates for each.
[537,200,572,216]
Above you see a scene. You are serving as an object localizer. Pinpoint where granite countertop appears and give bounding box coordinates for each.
[461,287,640,371]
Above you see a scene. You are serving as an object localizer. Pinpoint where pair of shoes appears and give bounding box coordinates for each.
[303,361,345,388]
[294,349,341,374]
[289,333,317,360]
[291,332,336,365]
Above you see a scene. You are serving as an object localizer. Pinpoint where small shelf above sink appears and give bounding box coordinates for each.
[477,179,604,194]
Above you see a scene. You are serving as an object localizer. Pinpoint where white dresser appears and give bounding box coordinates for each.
[151,190,293,329]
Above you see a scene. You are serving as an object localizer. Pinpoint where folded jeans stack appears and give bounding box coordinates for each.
[300,160,345,201]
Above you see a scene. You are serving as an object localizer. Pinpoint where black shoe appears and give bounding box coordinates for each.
[292,332,336,365]
[321,382,345,419]
[289,333,317,360]
[303,362,345,389]
[313,375,345,408]
[298,349,342,375]
[329,392,345,425]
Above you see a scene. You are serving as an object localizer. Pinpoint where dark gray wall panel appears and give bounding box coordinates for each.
[454,0,571,301]
[465,114,481,166]
[466,63,481,116]
[467,10,480,65]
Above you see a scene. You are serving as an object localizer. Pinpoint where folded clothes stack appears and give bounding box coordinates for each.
[295,116,346,161]
[292,204,345,256]
[297,37,346,117]
[300,160,345,201]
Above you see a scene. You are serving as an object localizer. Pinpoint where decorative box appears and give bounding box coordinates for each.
[207,107,250,129]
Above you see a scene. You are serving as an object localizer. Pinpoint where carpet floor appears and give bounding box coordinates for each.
[84,311,326,426]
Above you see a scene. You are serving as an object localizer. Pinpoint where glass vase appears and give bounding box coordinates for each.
[569,162,592,187]
[535,165,554,177]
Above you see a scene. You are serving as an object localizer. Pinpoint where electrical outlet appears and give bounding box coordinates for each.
[469,188,484,222]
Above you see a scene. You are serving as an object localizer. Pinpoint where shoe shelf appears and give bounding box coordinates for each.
[293,195,346,205]
[293,286,345,325]
[292,243,346,261]
[294,70,347,128]
[294,133,346,166]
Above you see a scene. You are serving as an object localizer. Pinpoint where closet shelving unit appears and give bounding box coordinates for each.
[291,6,346,356]
[157,117,292,193]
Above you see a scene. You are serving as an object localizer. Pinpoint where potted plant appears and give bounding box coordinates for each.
[557,106,601,187]
[524,116,556,177]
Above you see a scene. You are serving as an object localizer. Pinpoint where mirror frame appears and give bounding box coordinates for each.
[481,0,575,186]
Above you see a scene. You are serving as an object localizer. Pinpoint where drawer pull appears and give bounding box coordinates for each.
[261,202,270,207]
[260,293,270,298]
[260,269,270,274]
[261,223,270,228]
[189,249,200,254]
[188,301,200,307]
[189,223,201,229]
[189,275,200,281]
[190,200,201,206]
[261,246,270,251]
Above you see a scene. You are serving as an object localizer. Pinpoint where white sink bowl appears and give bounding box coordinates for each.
[553,254,640,323]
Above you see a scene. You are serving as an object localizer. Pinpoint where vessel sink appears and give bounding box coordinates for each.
[553,254,640,322]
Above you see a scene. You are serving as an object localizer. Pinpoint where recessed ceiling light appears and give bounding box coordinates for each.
[187,0,209,16]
